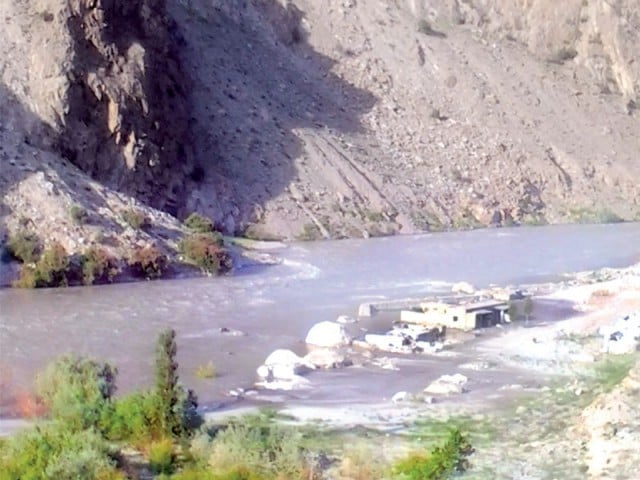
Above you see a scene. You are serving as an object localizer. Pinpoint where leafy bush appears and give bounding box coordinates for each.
[5,231,39,263]
[206,420,307,479]
[184,213,214,233]
[35,355,117,432]
[69,205,88,225]
[128,245,167,279]
[121,208,150,230]
[103,391,162,443]
[0,422,123,480]
[393,428,473,480]
[178,233,229,274]
[13,242,73,288]
[149,438,175,474]
[81,246,119,285]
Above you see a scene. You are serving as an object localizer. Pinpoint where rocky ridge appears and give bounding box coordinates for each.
[1,0,639,257]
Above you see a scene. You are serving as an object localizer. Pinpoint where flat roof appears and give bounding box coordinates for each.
[461,299,507,311]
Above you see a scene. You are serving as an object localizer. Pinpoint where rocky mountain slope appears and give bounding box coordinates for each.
[1,0,639,252]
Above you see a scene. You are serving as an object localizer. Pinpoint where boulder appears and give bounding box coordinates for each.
[305,321,352,348]
[257,349,314,380]
[304,349,351,369]
[424,373,468,395]
[452,281,475,294]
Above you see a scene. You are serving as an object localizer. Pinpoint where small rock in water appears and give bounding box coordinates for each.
[219,327,246,336]
[391,391,414,404]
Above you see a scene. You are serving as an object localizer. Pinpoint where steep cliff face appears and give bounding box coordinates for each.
[2,0,192,213]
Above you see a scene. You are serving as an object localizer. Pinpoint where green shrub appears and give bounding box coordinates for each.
[121,208,150,230]
[184,213,214,233]
[5,231,39,263]
[0,422,123,480]
[178,233,229,274]
[103,391,162,442]
[13,242,73,288]
[80,246,118,285]
[128,245,167,279]
[207,420,306,479]
[195,362,217,379]
[69,205,88,225]
[393,428,473,480]
[149,438,175,474]
[35,356,117,432]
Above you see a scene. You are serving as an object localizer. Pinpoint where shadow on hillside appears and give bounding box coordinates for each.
[0,83,141,244]
[172,0,378,232]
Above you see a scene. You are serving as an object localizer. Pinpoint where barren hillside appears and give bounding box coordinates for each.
[1,0,639,251]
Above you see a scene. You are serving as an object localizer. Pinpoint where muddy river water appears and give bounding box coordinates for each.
[1,223,639,417]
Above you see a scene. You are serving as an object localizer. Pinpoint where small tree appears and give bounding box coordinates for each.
[155,329,180,436]
[154,329,199,438]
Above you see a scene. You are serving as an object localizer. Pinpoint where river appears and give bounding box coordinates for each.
[1,223,639,417]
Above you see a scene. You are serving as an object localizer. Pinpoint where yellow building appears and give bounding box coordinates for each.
[400,299,510,331]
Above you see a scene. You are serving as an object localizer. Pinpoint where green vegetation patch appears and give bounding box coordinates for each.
[193,414,319,480]
[69,204,89,225]
[0,422,124,480]
[394,428,474,480]
[14,241,74,288]
[591,354,635,392]
[195,362,217,380]
[128,245,168,279]
[80,246,119,285]
[184,212,214,233]
[121,208,151,230]
[566,206,624,224]
[5,231,40,263]
[178,232,230,274]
